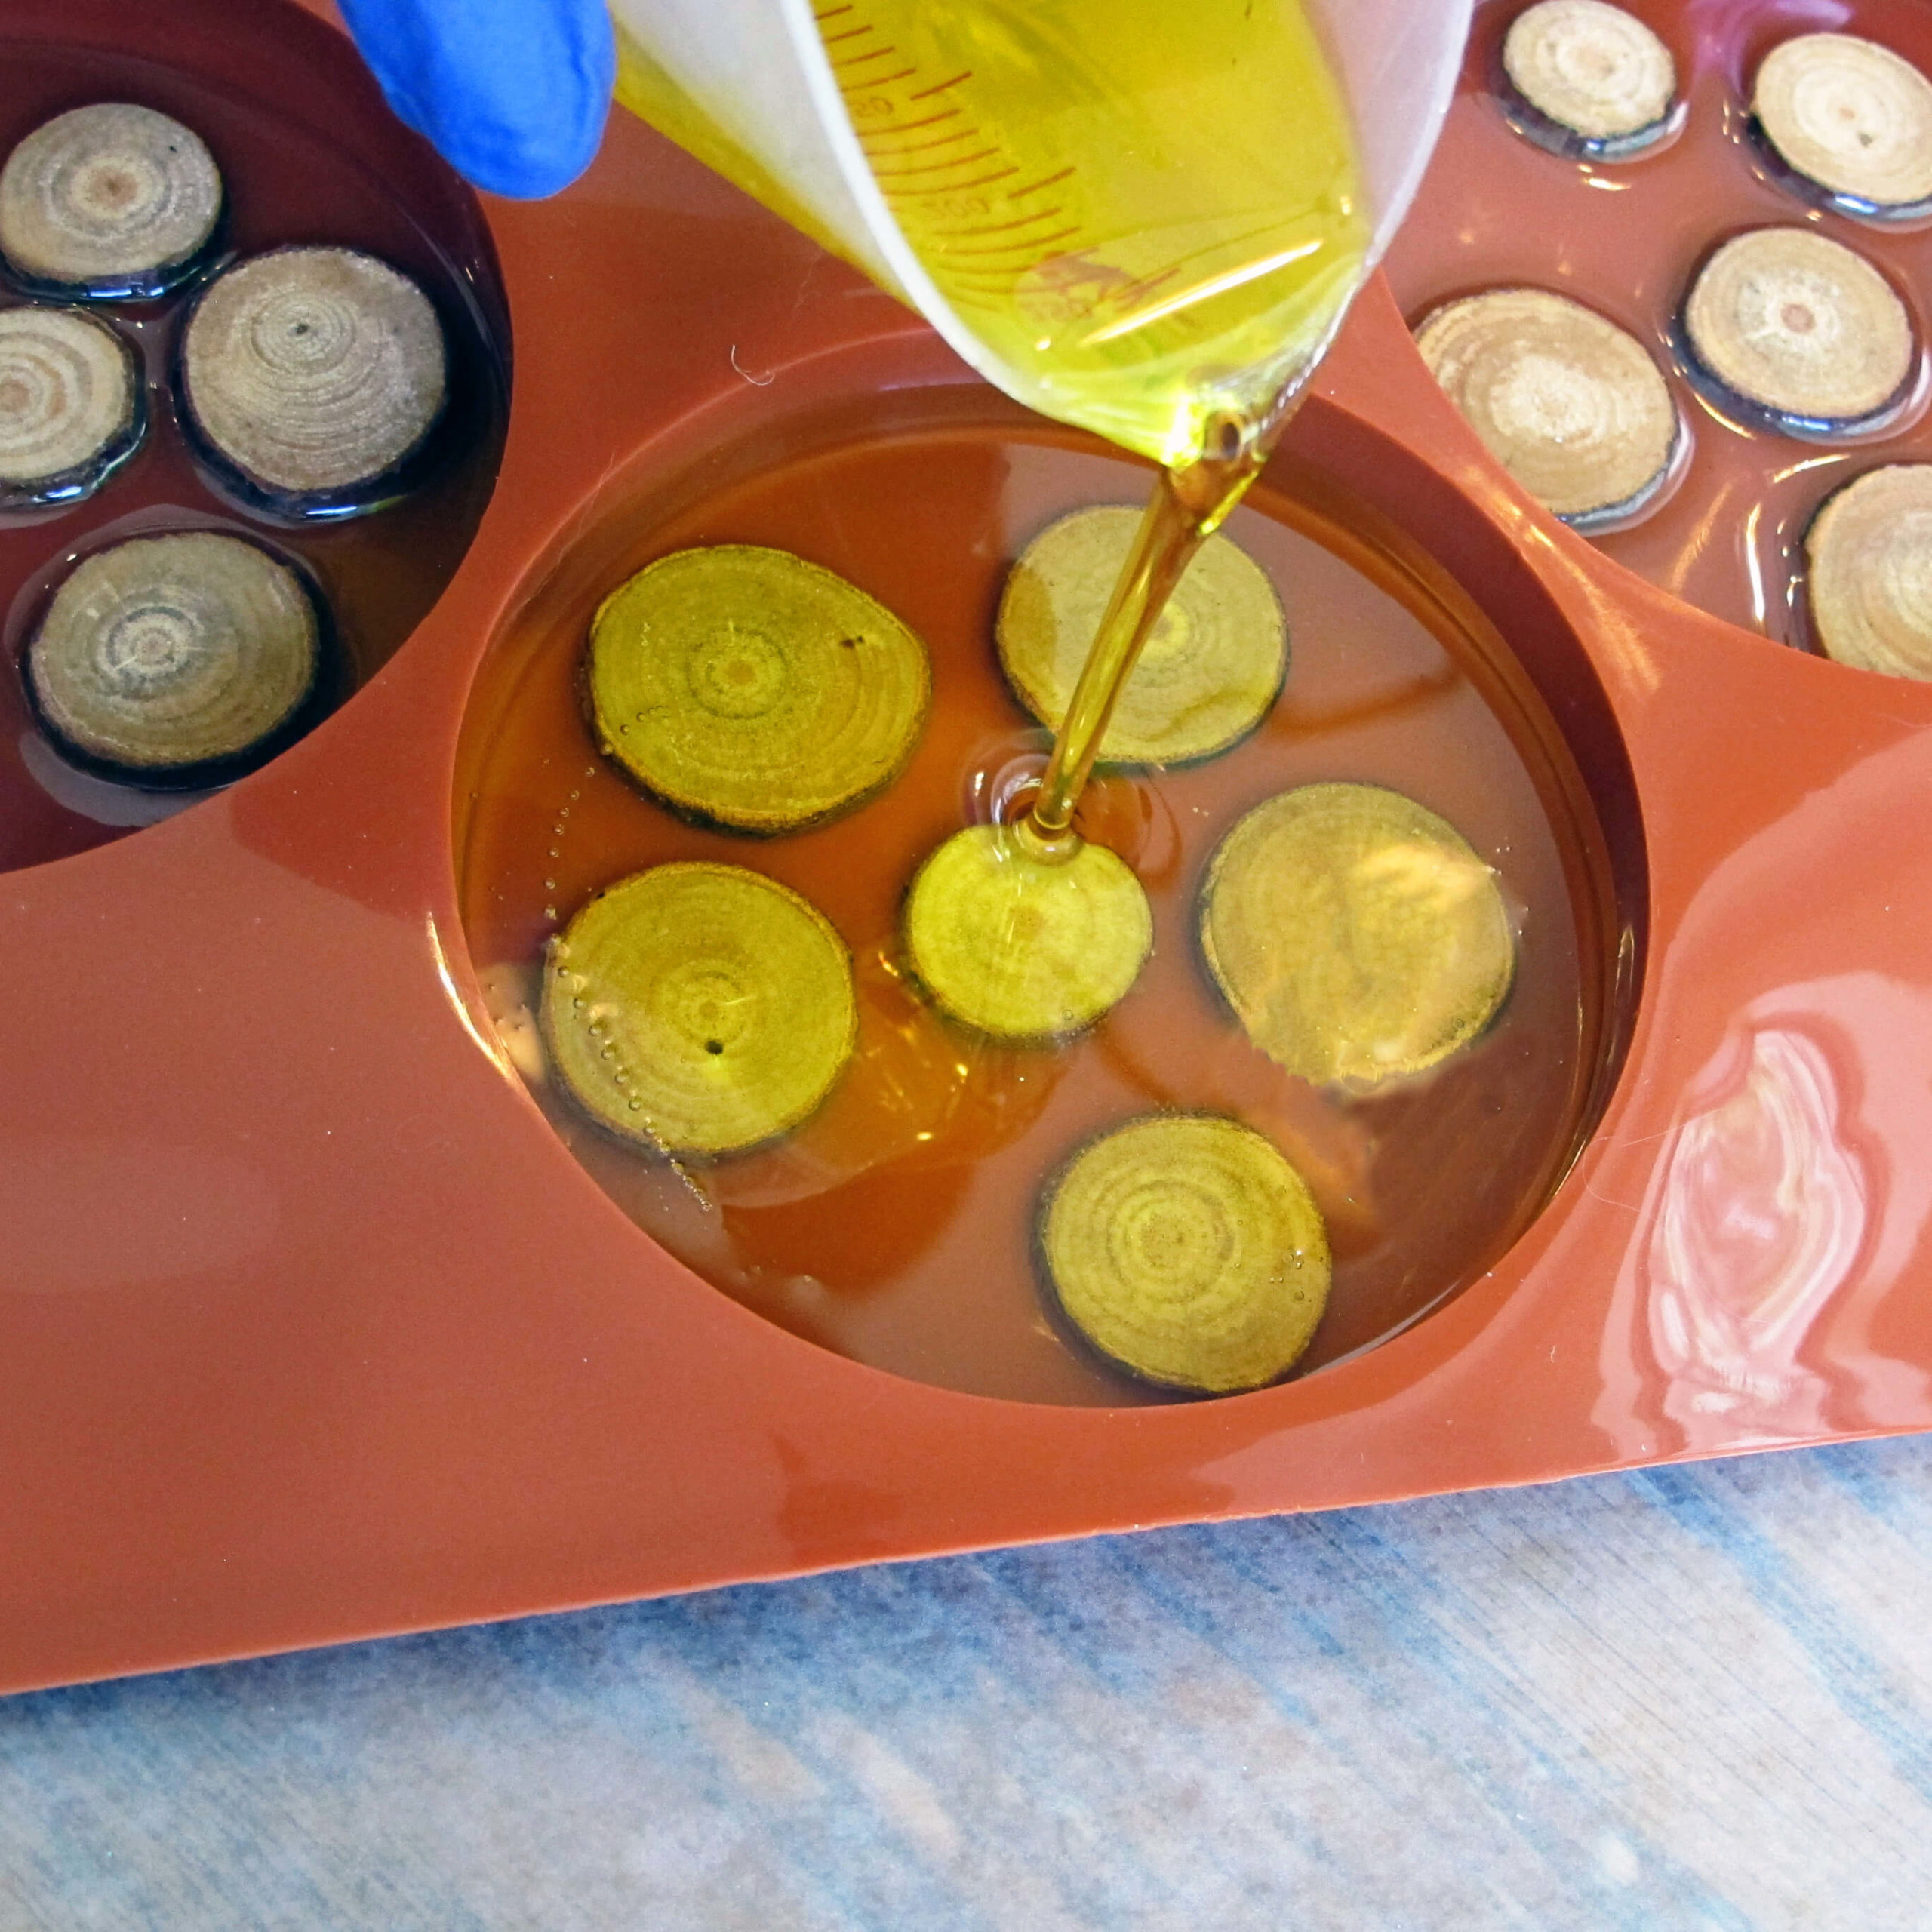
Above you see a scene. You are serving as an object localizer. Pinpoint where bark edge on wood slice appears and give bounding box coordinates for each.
[0,306,146,509]
[23,530,325,789]
[1500,0,1681,159]
[177,245,448,518]
[1680,226,1918,436]
[1415,286,1681,528]
[1752,33,1932,220]
[540,861,857,1158]
[1805,464,1932,678]
[903,823,1152,1043]
[1200,781,1517,1089]
[1038,1112,1332,1394]
[0,103,223,301]
[586,544,931,835]
[996,505,1287,765]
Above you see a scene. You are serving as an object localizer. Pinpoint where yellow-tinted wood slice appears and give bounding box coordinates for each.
[0,104,223,299]
[1805,464,1932,678]
[1415,288,1679,525]
[1501,0,1678,150]
[0,306,143,503]
[903,823,1152,1041]
[1754,33,1932,215]
[997,505,1286,765]
[1681,226,1915,432]
[25,531,320,783]
[1201,782,1515,1088]
[180,246,448,510]
[543,862,857,1157]
[1040,1112,1331,1394]
[589,544,931,834]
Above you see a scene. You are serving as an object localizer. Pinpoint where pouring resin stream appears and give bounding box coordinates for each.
[460,0,1601,1404]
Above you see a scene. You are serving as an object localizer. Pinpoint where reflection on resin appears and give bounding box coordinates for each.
[1643,1021,1866,1444]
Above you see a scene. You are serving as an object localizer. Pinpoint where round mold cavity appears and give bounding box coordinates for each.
[1388,0,1932,662]
[453,376,1646,1409]
[0,0,509,876]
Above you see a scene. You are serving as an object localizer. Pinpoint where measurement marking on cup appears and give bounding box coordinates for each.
[1009,168,1077,202]
[907,69,974,100]
[928,209,1068,239]
[854,110,961,139]
[863,129,979,158]
[869,148,999,179]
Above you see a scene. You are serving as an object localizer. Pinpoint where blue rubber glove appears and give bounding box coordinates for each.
[340,0,617,198]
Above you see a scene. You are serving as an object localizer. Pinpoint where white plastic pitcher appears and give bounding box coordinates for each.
[609,0,1472,457]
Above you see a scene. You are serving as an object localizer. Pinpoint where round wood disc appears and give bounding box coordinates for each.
[542,862,857,1157]
[0,103,222,297]
[1754,33,1932,214]
[1805,464,1932,678]
[179,246,448,506]
[1501,0,1677,148]
[0,306,143,500]
[996,506,1286,764]
[1040,1112,1331,1393]
[903,823,1152,1041]
[1681,227,1916,430]
[25,531,321,782]
[1415,287,1679,523]
[1200,782,1515,1088]
[588,545,931,833]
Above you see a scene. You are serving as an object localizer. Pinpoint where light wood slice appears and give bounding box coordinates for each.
[0,104,221,297]
[1681,226,1915,429]
[1416,288,1679,522]
[542,863,857,1157]
[26,531,320,780]
[1755,33,1932,214]
[903,823,1152,1042]
[588,545,931,833]
[1201,782,1515,1089]
[1039,1113,1331,1394]
[1806,465,1932,678]
[180,247,447,505]
[1502,0,1678,147]
[0,306,142,500]
[997,506,1286,764]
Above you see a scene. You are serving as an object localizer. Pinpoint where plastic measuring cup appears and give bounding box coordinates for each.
[610,0,1472,467]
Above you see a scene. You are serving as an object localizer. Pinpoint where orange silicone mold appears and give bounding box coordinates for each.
[4,0,1930,1694]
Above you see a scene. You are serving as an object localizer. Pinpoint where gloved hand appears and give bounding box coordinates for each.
[339,0,617,198]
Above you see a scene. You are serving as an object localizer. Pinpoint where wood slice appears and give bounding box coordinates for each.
[178,246,448,512]
[1754,33,1932,216]
[0,306,143,505]
[1200,783,1515,1088]
[1681,226,1916,432]
[1805,464,1932,678]
[996,506,1286,765]
[541,863,857,1158]
[1415,287,1679,525]
[0,103,222,299]
[588,545,931,833]
[24,531,321,785]
[903,823,1152,1042]
[1039,1112,1331,1394]
[1501,0,1678,153]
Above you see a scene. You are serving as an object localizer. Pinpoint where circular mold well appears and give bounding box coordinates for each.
[454,376,1645,1407]
[0,0,509,874]
[1387,0,1932,660]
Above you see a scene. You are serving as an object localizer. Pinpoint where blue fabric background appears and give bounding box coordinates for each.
[5,1437,1930,1927]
